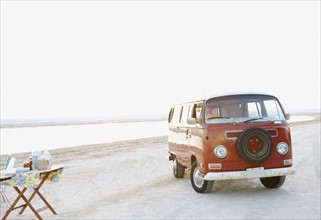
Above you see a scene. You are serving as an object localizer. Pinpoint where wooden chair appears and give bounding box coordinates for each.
[1,157,15,207]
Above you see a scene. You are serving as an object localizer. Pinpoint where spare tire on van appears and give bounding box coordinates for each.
[236,127,273,164]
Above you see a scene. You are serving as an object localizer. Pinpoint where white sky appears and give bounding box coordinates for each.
[1,1,320,119]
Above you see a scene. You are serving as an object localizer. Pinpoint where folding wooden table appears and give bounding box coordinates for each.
[1,166,64,220]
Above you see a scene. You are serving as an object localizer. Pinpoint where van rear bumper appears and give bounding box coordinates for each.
[203,167,296,181]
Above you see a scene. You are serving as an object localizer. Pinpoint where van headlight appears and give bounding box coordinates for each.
[277,142,289,155]
[214,145,228,159]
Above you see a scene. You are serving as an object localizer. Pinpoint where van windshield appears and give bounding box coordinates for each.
[205,95,286,124]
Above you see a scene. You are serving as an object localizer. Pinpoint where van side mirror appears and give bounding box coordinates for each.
[285,113,290,120]
[187,118,197,125]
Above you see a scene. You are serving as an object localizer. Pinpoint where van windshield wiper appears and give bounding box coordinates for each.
[207,116,231,120]
[243,117,264,123]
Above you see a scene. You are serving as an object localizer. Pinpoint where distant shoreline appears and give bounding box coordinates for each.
[0,115,319,157]
[0,116,167,129]
[1,110,319,129]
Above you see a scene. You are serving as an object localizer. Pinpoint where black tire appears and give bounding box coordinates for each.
[260,176,286,188]
[173,159,185,178]
[237,127,273,164]
[190,162,214,193]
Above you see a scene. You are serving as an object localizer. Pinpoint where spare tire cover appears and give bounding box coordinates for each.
[237,127,273,164]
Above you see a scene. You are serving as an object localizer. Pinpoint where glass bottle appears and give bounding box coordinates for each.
[29,156,33,170]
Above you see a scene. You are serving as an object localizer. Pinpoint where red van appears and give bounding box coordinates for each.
[168,93,295,193]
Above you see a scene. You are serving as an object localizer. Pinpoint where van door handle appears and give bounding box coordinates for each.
[186,130,192,139]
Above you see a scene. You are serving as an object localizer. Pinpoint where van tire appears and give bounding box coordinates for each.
[190,162,214,193]
[260,176,286,188]
[173,159,185,178]
[237,127,273,164]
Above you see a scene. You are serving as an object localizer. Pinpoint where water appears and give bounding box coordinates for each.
[0,121,168,155]
[0,115,314,155]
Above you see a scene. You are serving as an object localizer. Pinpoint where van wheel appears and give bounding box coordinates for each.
[190,162,214,193]
[173,159,185,178]
[260,176,286,188]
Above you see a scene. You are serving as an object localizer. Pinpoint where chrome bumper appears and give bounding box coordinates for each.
[203,167,296,181]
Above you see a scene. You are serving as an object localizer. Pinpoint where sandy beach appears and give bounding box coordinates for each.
[0,136,168,219]
[0,116,320,219]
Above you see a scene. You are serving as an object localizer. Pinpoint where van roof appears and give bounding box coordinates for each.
[173,92,277,106]
[206,92,276,99]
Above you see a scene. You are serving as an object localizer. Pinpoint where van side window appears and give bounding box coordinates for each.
[168,108,174,123]
[196,103,203,123]
[179,107,183,123]
[190,102,202,124]
[191,104,197,118]
[180,105,190,124]
[172,106,182,124]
